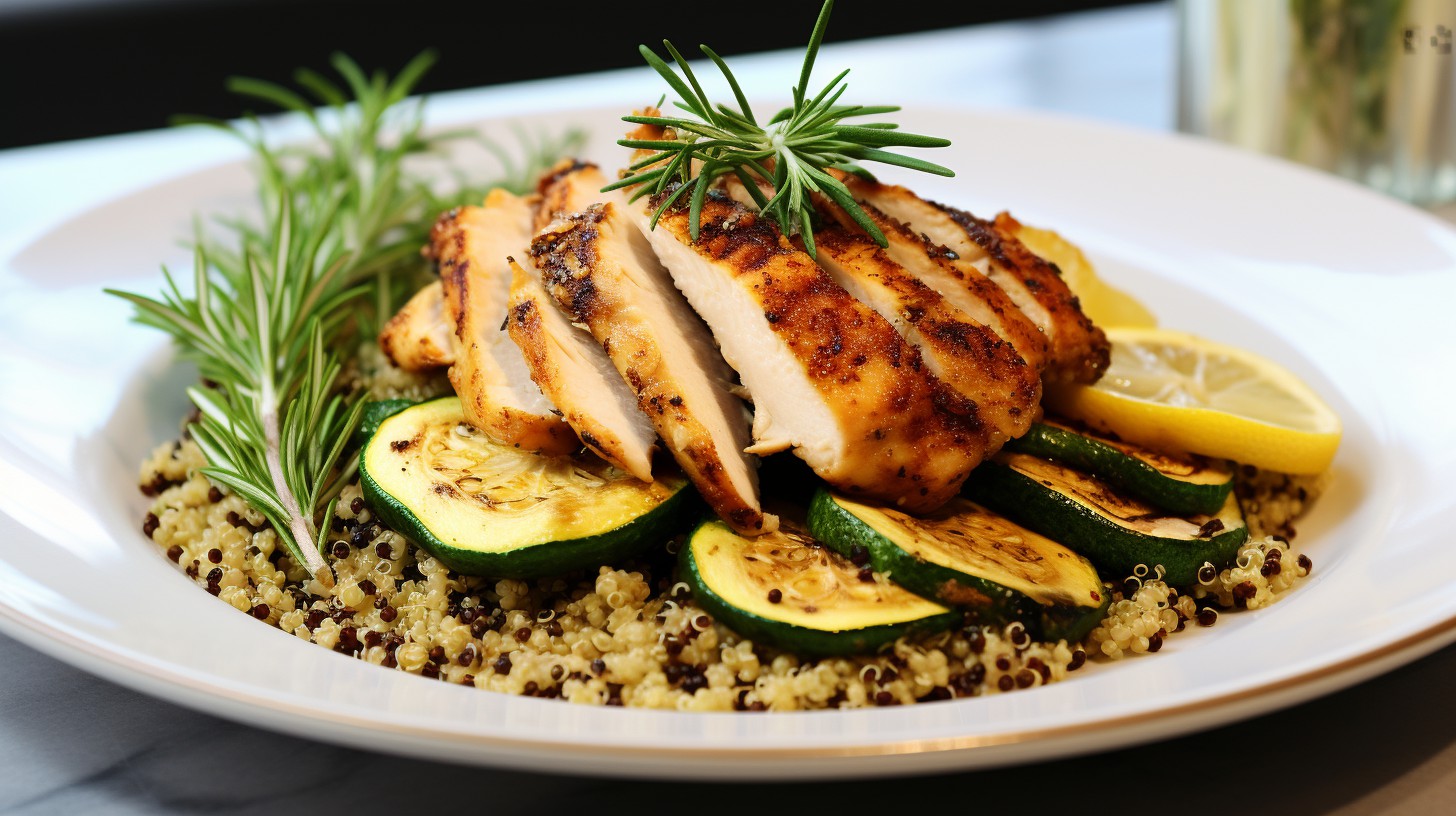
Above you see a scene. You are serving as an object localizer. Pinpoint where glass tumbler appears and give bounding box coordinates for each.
[1178,0,1456,205]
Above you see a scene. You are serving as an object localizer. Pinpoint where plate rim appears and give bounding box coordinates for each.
[3,101,1453,778]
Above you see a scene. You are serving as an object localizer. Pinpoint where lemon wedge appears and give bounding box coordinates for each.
[1007,220,1158,328]
[1045,327,1342,474]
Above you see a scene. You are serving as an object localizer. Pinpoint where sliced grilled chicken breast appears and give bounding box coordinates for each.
[531,165,768,534]
[844,178,1109,384]
[431,191,578,455]
[627,186,989,512]
[810,222,1040,445]
[505,256,659,481]
[379,279,454,371]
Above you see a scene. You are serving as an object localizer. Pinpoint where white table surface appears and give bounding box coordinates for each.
[6,4,1456,813]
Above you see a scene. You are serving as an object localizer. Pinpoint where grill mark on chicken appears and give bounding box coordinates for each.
[810,223,1040,445]
[378,279,454,371]
[504,256,659,479]
[529,185,770,534]
[635,182,989,512]
[428,197,578,455]
[841,177,1108,385]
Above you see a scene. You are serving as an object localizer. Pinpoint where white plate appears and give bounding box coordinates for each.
[2,104,1454,780]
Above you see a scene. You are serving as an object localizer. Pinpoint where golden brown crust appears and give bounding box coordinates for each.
[378,280,454,371]
[650,188,989,512]
[811,223,1040,444]
[529,199,769,534]
[430,200,579,456]
[950,208,1110,385]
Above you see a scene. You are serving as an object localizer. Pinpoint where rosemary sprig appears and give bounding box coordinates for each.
[108,53,578,586]
[606,0,954,256]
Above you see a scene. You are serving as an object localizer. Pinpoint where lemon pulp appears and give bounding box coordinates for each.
[1046,327,1341,474]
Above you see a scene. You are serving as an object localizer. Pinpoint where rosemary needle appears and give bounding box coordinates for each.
[606,0,955,256]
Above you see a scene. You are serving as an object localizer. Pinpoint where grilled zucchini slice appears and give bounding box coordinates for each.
[1005,420,1234,515]
[807,490,1109,640]
[965,451,1248,586]
[680,518,959,656]
[360,397,695,577]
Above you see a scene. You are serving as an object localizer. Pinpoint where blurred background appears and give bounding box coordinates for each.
[0,0,1157,149]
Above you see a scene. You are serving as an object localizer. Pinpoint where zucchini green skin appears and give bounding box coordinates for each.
[964,460,1248,587]
[359,399,699,579]
[1005,422,1233,516]
[679,520,960,658]
[806,490,1109,641]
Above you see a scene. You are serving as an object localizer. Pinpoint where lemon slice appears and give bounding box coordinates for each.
[1045,327,1342,474]
[1007,221,1157,328]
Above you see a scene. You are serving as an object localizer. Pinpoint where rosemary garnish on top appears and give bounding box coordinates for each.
[606,0,954,257]
[109,53,579,586]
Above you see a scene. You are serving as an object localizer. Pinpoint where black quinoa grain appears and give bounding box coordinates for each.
[206,567,223,584]
[359,579,376,596]
[1148,631,1164,652]
[337,627,360,654]
[382,649,398,669]
[966,628,986,654]
[1015,669,1036,689]
[995,656,1011,672]
[374,596,389,610]
[694,615,711,630]
[997,675,1015,692]
[546,620,563,638]
[470,617,491,638]
[461,674,475,686]
[1196,607,1219,627]
[305,609,328,631]
[493,654,512,675]
[1233,581,1257,602]
[330,541,349,560]
[249,603,270,621]
[1009,624,1030,647]
[206,548,222,564]
[550,664,564,682]
[1068,649,1087,671]
[513,627,531,643]
[1262,559,1282,577]
[1298,554,1313,574]
[225,511,245,528]
[375,542,393,560]
[1197,564,1217,583]
[206,584,221,596]
[142,513,161,538]
[428,646,446,664]
[421,664,440,679]
[185,562,199,578]
[767,589,782,604]
[458,645,478,667]
[379,605,398,623]
[748,701,766,712]
[364,631,383,648]
[523,681,539,695]
[849,545,870,566]
[917,687,952,703]
[165,544,183,562]
[208,486,223,503]
[350,497,366,515]
[874,691,894,706]
[1267,547,1283,561]
[591,658,606,675]
[858,567,875,583]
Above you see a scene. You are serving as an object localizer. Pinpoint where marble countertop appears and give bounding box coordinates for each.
[5,4,1456,813]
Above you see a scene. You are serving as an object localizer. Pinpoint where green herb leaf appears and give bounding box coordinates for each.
[612,0,953,255]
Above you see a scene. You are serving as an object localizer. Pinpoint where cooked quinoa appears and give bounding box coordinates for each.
[135,351,1322,711]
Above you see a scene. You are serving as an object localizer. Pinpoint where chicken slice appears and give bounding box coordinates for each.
[531,165,768,533]
[810,222,1040,445]
[504,256,659,481]
[378,280,454,371]
[844,178,1109,384]
[430,190,577,455]
[627,186,990,512]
